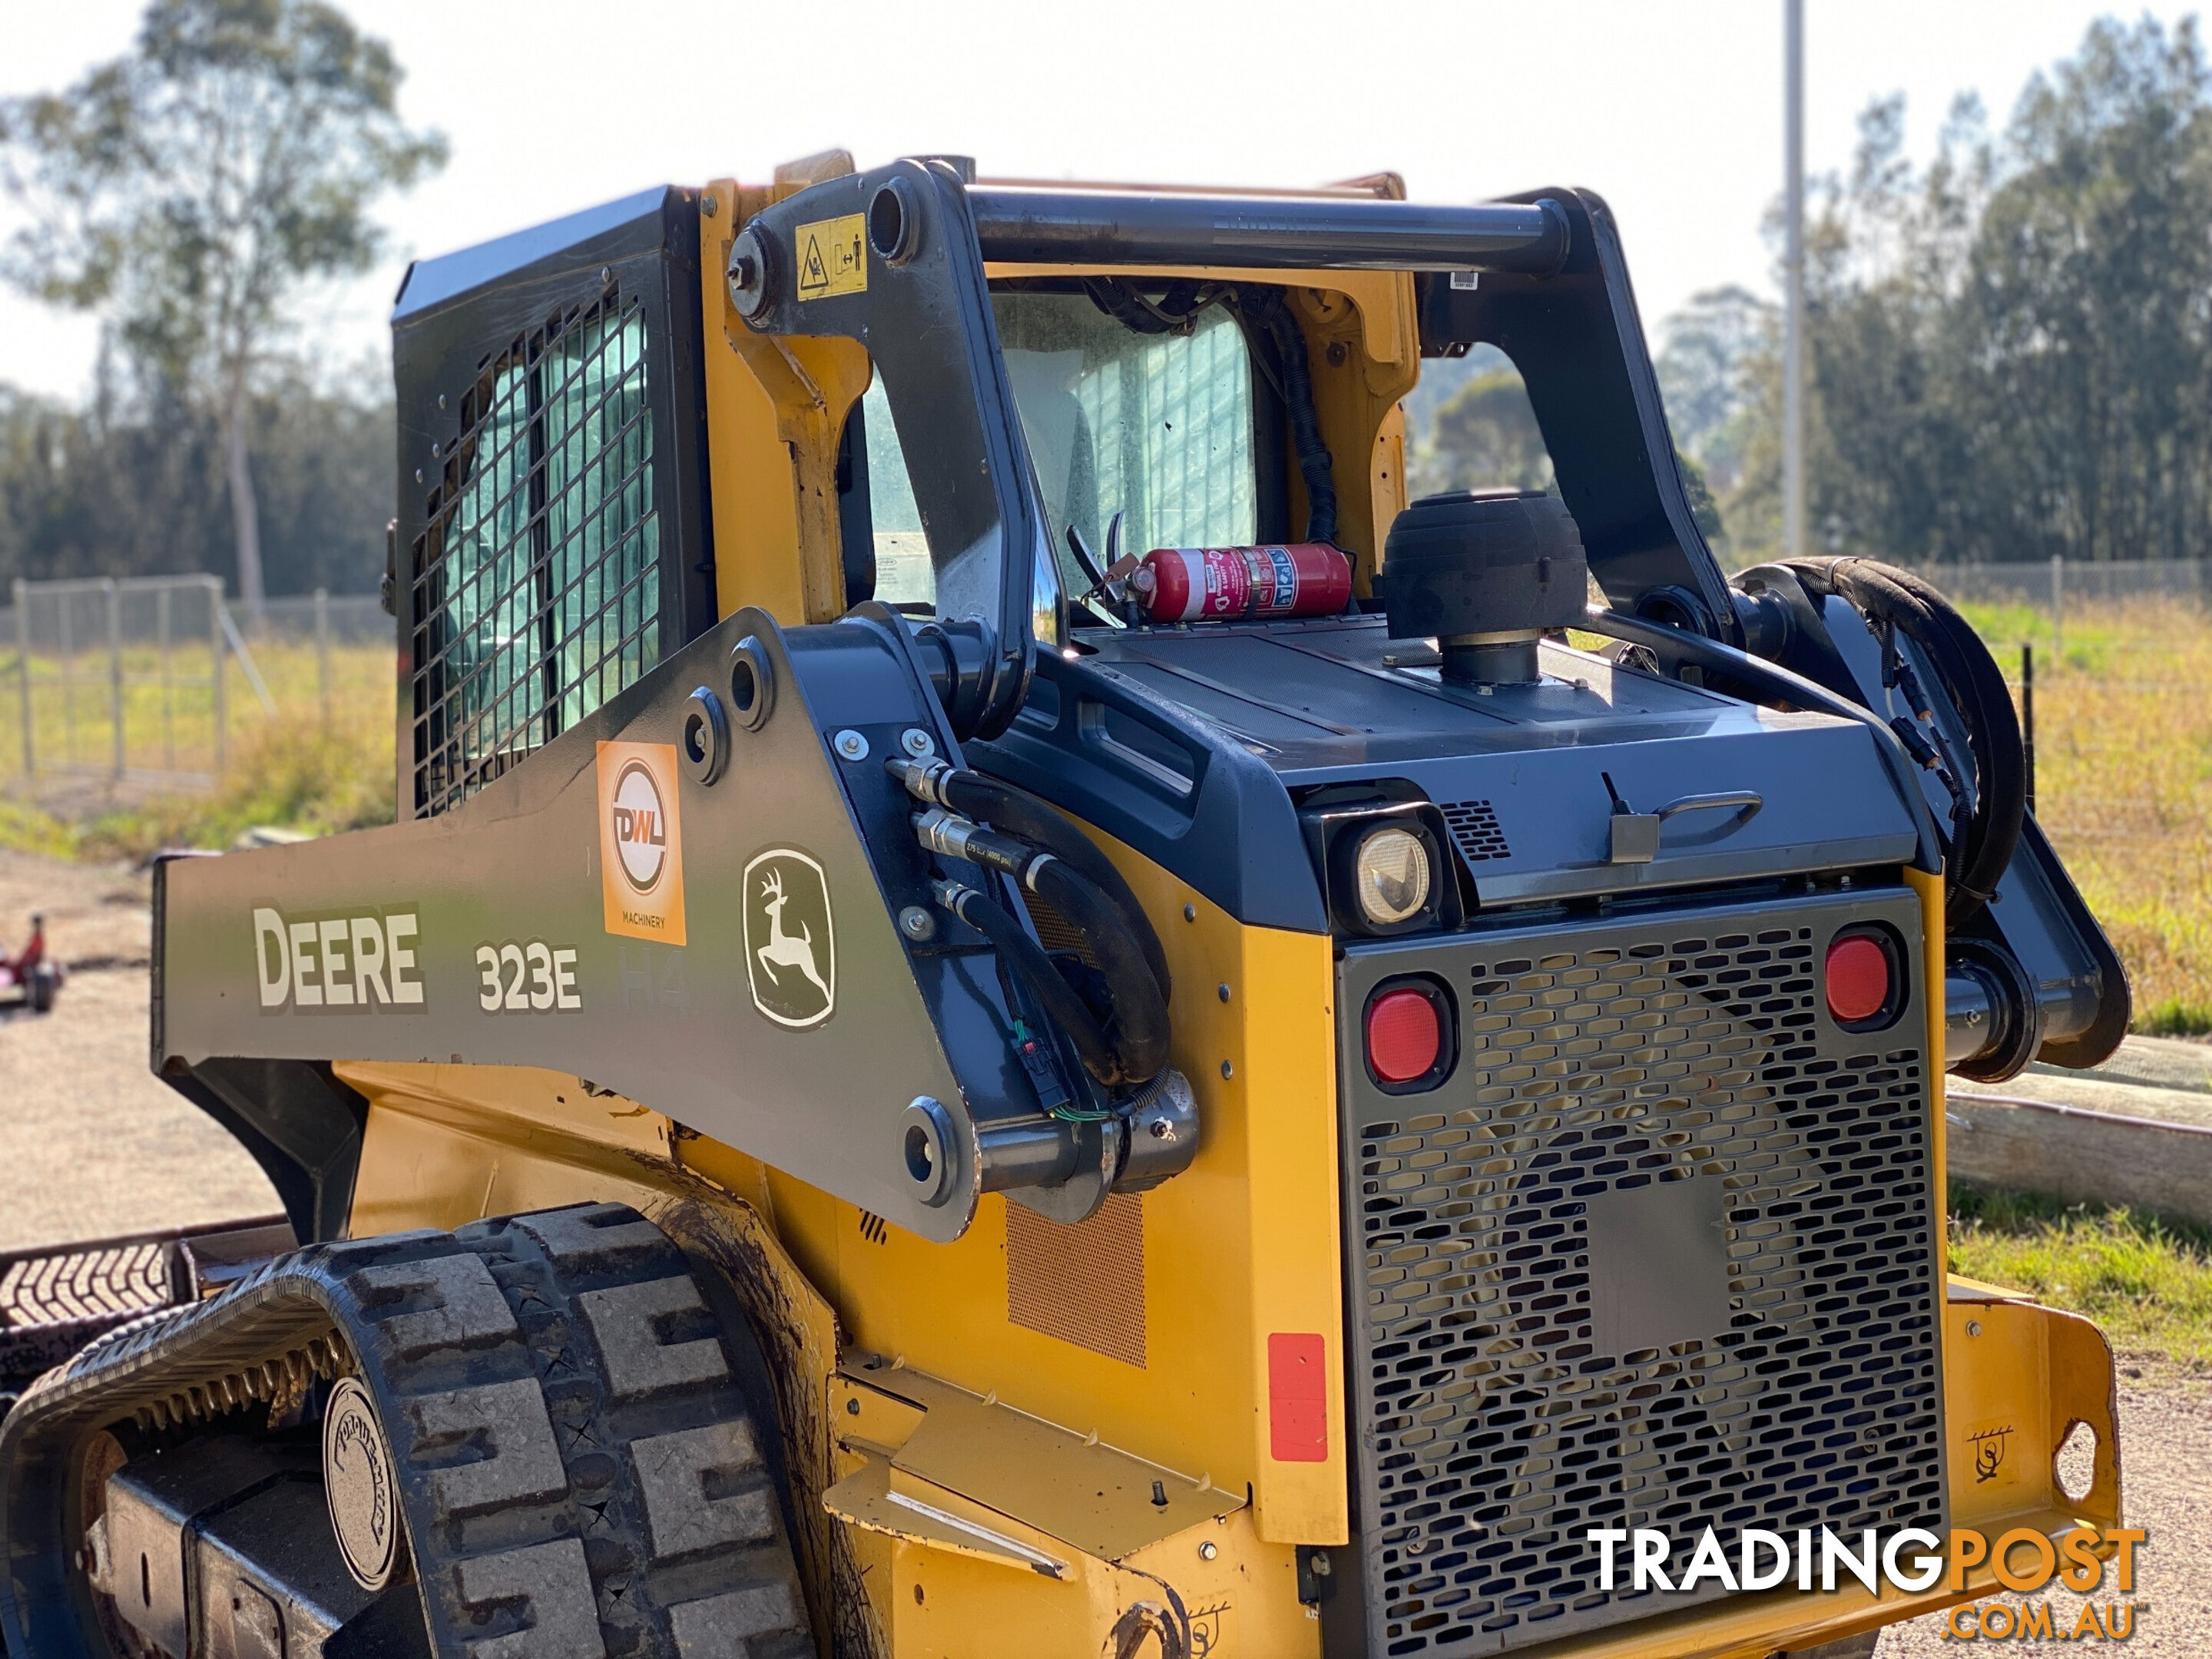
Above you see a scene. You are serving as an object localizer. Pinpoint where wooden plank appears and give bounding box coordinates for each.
[1948,1089,2212,1226]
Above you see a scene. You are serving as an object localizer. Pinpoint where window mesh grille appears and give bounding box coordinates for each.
[410,296,661,818]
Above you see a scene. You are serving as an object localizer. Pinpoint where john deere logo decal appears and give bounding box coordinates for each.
[598,741,686,945]
[743,849,835,1028]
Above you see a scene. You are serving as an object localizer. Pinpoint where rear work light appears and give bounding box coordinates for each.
[1363,979,1455,1091]
[1826,929,1902,1029]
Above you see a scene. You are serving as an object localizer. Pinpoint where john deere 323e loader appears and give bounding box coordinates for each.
[0,153,2134,1659]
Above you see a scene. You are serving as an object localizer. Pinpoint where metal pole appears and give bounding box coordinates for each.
[13,581,31,779]
[2021,641,2036,816]
[158,583,174,772]
[209,576,226,775]
[106,578,122,779]
[2050,554,2065,661]
[315,587,331,730]
[58,589,75,767]
[1783,0,1807,558]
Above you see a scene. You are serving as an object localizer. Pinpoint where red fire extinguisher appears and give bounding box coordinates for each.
[1128,544,1352,623]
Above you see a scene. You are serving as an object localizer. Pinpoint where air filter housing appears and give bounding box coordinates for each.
[1380,490,1588,684]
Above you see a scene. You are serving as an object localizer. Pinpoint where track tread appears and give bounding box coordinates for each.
[0,1203,815,1659]
[370,1202,815,1659]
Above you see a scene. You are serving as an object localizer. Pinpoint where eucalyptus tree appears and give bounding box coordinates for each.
[0,0,445,614]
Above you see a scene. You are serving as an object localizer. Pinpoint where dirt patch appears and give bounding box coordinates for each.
[0,923,276,1254]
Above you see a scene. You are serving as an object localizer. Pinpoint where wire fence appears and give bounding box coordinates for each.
[0,577,389,788]
[1891,556,2207,658]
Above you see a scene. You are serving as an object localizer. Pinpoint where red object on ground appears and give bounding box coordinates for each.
[1826,934,1892,1023]
[1130,543,1353,622]
[1366,987,1442,1082]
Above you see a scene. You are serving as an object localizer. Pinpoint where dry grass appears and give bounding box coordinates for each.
[1952,596,2212,1034]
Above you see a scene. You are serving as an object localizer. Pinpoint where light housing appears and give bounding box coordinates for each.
[1353,827,1432,927]
[1363,976,1457,1094]
[1302,794,1461,939]
[1826,925,1906,1031]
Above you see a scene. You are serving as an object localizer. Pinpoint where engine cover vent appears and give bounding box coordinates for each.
[1441,800,1512,864]
[1334,889,1946,1655]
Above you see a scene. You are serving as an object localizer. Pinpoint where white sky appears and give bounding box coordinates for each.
[0,0,2190,402]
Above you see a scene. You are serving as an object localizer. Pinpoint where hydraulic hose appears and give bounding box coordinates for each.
[1024,856,1171,1083]
[892,759,1171,1000]
[1782,558,2025,927]
[1234,289,1339,545]
[937,881,1121,1085]
[912,802,1173,1086]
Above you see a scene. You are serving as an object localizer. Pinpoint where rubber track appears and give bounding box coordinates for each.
[0,1203,814,1659]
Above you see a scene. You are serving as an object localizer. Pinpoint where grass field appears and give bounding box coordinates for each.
[1949,1184,2212,1368]
[0,637,393,861]
[1951,596,2212,1035]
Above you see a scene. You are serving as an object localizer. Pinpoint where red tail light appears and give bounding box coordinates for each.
[1826,934,1892,1024]
[1366,988,1442,1083]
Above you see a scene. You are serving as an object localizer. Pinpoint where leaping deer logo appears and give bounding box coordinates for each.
[744,851,836,1027]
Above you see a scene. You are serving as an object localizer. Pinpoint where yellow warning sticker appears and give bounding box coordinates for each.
[794,214,867,300]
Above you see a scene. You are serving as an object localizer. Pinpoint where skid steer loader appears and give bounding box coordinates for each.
[0,154,2134,1659]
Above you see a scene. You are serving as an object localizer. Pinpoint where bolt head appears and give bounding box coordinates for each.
[899,905,936,942]
[1220,1060,1233,1080]
[834,728,870,762]
[1183,902,1197,922]
[1217,982,1231,1002]
[1199,1541,1218,1561]
[703,193,720,217]
[1966,1319,1983,1337]
[901,727,936,757]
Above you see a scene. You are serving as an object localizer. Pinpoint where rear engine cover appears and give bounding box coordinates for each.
[1333,887,1947,1654]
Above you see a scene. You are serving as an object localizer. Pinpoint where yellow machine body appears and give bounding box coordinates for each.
[314,171,2125,1658]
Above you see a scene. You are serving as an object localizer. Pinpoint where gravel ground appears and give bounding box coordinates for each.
[1876,1363,2212,1657]
[0,849,277,1252]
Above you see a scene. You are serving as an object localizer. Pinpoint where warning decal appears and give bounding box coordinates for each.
[794,213,867,300]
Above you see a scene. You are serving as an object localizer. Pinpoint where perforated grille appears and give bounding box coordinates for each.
[1442,800,1512,863]
[410,295,661,817]
[1340,893,1945,1654]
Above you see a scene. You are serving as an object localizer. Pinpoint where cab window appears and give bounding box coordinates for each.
[992,290,1258,588]
[852,288,1267,615]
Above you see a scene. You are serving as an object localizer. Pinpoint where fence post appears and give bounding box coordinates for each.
[13,581,30,779]
[208,576,226,776]
[57,588,75,767]
[2022,642,2036,816]
[157,584,174,771]
[315,587,331,730]
[2050,554,2065,661]
[105,578,122,779]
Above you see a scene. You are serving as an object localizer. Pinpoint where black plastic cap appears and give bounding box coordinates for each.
[1379,489,1589,641]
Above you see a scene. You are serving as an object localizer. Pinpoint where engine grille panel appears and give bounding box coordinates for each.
[1336,889,1945,1655]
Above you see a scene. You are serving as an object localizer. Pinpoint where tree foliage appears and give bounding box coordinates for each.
[0,0,443,608]
[1412,367,1555,499]
[0,358,391,594]
[1710,15,2212,562]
